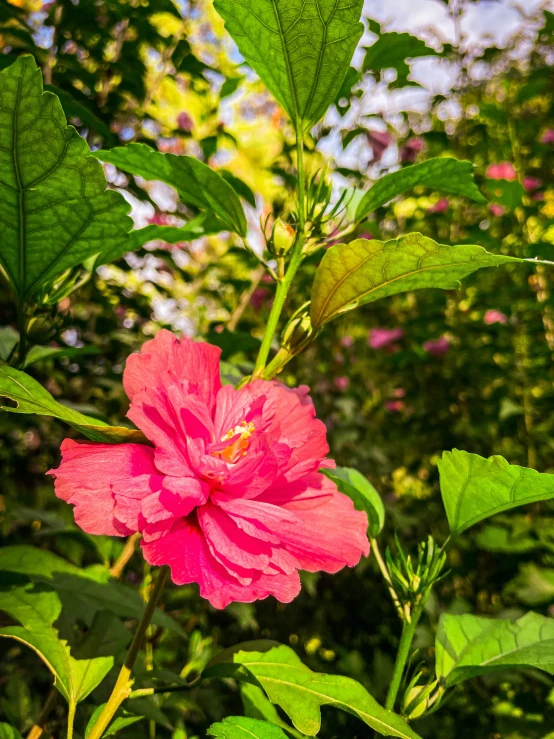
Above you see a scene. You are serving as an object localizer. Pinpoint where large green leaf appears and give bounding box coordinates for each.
[0,56,132,299]
[435,611,554,688]
[0,582,128,704]
[0,366,147,443]
[0,724,23,739]
[310,233,521,329]
[205,644,422,738]
[356,158,486,221]
[323,466,384,537]
[208,717,288,739]
[0,546,179,632]
[93,143,246,237]
[213,0,364,130]
[438,449,554,537]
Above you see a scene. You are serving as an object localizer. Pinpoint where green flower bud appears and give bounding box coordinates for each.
[281,301,318,355]
[269,218,296,257]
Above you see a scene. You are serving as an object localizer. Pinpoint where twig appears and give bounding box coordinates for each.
[110,532,141,579]
[227,265,266,331]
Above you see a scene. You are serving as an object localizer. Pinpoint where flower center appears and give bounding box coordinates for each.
[217,420,255,464]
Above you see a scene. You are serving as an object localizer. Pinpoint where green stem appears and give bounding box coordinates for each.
[66,700,76,739]
[252,124,307,378]
[87,567,169,739]
[370,538,404,621]
[384,601,424,712]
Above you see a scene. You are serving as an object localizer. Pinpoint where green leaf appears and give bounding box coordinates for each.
[438,449,554,537]
[356,158,486,221]
[241,683,303,738]
[0,366,147,444]
[205,644,422,738]
[213,0,364,130]
[310,233,521,329]
[0,724,24,739]
[0,583,125,704]
[93,143,246,236]
[24,344,100,367]
[43,84,114,143]
[363,32,439,87]
[0,327,19,362]
[127,213,224,251]
[0,56,132,299]
[435,611,554,688]
[85,706,144,737]
[208,717,288,739]
[322,466,384,537]
[505,564,554,606]
[0,545,179,632]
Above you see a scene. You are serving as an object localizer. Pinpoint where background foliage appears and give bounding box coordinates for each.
[2,0,554,737]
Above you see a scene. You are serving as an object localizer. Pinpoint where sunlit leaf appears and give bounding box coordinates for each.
[0,545,179,632]
[0,723,24,739]
[93,143,246,236]
[438,449,554,537]
[208,717,288,739]
[0,56,132,299]
[323,466,384,537]
[204,643,422,738]
[363,32,439,87]
[213,0,364,130]
[436,611,554,688]
[310,233,520,329]
[241,683,303,738]
[0,583,127,704]
[0,366,147,444]
[356,158,486,221]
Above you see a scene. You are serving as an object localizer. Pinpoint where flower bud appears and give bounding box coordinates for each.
[401,679,441,720]
[269,218,296,257]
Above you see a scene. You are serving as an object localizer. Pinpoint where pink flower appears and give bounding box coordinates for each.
[340,336,354,348]
[385,400,405,413]
[48,331,368,609]
[334,376,349,391]
[523,176,542,192]
[177,112,194,132]
[250,288,270,310]
[423,336,450,357]
[358,232,375,241]
[489,203,506,217]
[369,327,404,350]
[367,130,393,162]
[486,162,517,181]
[541,129,554,144]
[400,137,424,163]
[484,309,508,325]
[427,198,449,214]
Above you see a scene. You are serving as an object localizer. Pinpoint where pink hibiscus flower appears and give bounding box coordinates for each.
[48,331,368,609]
[485,162,517,181]
[369,327,404,350]
[423,336,450,357]
[484,309,508,325]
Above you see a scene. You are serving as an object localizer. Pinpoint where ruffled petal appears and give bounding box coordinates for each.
[141,518,301,609]
[261,473,370,573]
[124,330,222,411]
[48,440,158,536]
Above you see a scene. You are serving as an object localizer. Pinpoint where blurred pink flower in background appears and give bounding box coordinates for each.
[367,130,393,162]
[489,203,507,217]
[334,376,350,391]
[484,309,508,325]
[369,327,404,350]
[400,137,424,163]
[427,198,449,214]
[523,176,542,192]
[340,336,354,348]
[385,400,405,413]
[250,288,271,311]
[423,336,450,357]
[177,112,194,132]
[393,388,406,398]
[541,129,554,144]
[358,232,375,241]
[486,162,517,181]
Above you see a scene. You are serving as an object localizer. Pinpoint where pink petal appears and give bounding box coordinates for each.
[124,330,222,411]
[48,440,157,536]
[261,473,369,573]
[141,519,301,609]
